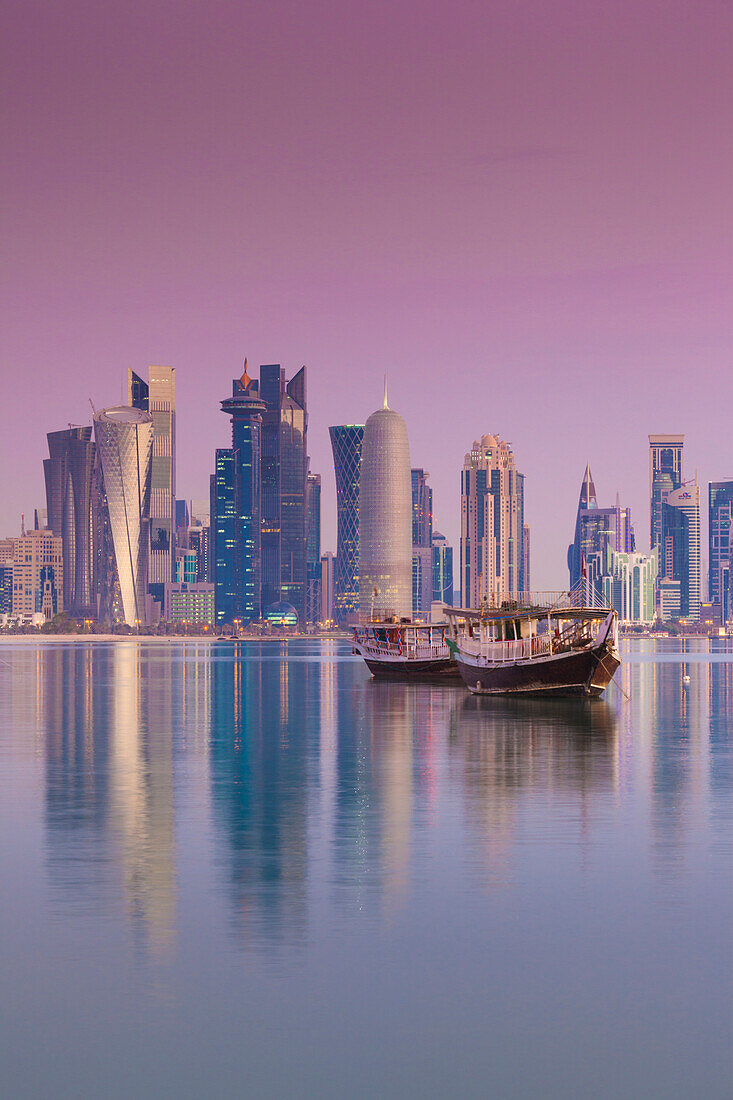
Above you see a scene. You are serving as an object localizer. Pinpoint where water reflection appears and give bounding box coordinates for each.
[43,643,178,953]
[28,638,733,951]
[209,642,315,941]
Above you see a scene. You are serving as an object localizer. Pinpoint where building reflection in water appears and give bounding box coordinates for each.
[450,694,619,884]
[35,637,731,949]
[209,640,316,942]
[42,642,180,954]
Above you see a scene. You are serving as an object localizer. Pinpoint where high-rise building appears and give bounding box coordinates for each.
[320,551,335,623]
[567,467,634,589]
[660,482,701,621]
[175,499,190,549]
[649,434,684,552]
[212,363,266,626]
[188,524,211,583]
[94,406,154,627]
[259,365,309,620]
[329,424,364,624]
[4,529,63,619]
[411,468,433,620]
[359,384,412,621]
[522,524,531,594]
[306,473,321,623]
[129,366,176,609]
[708,480,733,619]
[589,545,658,624]
[461,434,525,608]
[431,531,454,606]
[43,426,97,618]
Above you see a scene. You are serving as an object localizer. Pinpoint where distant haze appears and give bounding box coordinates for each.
[2,1,732,588]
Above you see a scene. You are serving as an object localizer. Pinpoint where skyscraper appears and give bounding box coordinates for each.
[306,472,321,623]
[259,365,309,620]
[590,545,659,624]
[649,434,684,552]
[411,468,433,619]
[660,482,701,621]
[43,426,97,618]
[129,366,176,610]
[522,525,531,594]
[431,531,454,606]
[708,480,733,619]
[93,406,154,627]
[329,424,364,624]
[359,384,412,621]
[461,434,525,608]
[567,466,634,589]
[212,363,266,626]
[320,551,335,623]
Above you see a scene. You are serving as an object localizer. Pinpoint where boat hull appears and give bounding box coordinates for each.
[457,643,621,697]
[362,655,462,681]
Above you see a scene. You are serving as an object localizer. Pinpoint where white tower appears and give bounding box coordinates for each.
[94,406,154,627]
[358,379,412,621]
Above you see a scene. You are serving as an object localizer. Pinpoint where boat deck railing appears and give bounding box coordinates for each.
[356,638,450,661]
[460,619,595,665]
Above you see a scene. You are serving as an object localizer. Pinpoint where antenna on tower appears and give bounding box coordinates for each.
[89,398,96,415]
[21,513,25,537]
[382,373,389,410]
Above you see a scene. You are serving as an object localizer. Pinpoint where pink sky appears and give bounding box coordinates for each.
[2,0,732,588]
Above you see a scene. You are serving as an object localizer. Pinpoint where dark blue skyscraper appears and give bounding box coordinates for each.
[306,473,321,622]
[709,480,733,618]
[260,365,309,621]
[411,468,432,618]
[43,426,97,619]
[212,363,265,626]
[649,434,684,553]
[329,424,364,624]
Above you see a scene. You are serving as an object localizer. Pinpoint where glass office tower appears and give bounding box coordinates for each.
[306,473,321,622]
[329,424,364,624]
[411,468,433,619]
[260,365,309,621]
[212,365,266,625]
[43,426,97,618]
[93,406,154,627]
[661,483,701,621]
[129,366,176,611]
[709,480,733,618]
[649,434,684,553]
[431,531,454,606]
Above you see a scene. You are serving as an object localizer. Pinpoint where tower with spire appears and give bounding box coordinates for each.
[567,466,634,590]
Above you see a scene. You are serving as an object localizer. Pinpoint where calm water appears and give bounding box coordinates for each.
[0,637,731,1098]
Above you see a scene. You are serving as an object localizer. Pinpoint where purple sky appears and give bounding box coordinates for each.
[2,0,732,589]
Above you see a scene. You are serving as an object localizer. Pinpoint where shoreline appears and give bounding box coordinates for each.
[0,633,350,644]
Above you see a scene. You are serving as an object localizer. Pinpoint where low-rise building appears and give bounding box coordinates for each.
[163,582,215,627]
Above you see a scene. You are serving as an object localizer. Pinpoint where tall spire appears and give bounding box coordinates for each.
[382,373,389,410]
[579,464,597,510]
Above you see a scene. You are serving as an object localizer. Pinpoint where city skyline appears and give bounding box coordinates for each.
[3,3,733,591]
[2,358,729,600]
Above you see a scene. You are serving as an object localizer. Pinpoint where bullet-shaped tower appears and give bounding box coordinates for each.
[359,380,412,621]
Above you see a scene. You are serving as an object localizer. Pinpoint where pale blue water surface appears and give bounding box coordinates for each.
[0,636,731,1098]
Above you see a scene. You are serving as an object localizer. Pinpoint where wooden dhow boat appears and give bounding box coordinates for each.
[443,586,621,698]
[353,619,461,680]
